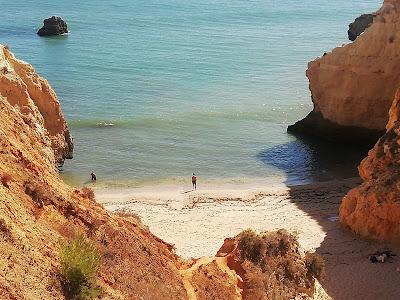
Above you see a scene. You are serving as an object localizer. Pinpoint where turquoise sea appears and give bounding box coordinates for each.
[1,0,381,187]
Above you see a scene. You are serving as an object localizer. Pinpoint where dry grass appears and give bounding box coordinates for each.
[238,229,263,264]
[237,229,320,300]
[305,252,325,281]
[114,208,149,230]
[81,187,95,201]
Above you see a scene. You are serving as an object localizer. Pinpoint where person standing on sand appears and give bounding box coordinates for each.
[192,173,197,190]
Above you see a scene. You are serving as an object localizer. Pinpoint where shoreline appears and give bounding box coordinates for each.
[63,174,292,190]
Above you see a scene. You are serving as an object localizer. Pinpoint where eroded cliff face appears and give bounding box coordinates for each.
[0,45,73,164]
[340,88,400,242]
[289,0,400,144]
[0,94,190,299]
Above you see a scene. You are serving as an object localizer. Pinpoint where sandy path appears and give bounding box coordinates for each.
[96,178,400,300]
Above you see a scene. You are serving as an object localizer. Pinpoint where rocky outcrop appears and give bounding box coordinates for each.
[348,14,375,41]
[37,16,68,36]
[0,45,73,164]
[289,0,400,144]
[340,88,400,242]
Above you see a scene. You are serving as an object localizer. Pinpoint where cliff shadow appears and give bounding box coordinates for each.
[257,135,400,300]
[256,135,368,185]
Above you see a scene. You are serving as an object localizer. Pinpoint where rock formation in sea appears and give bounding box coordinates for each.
[348,13,375,41]
[288,0,400,144]
[37,16,68,37]
[0,45,73,164]
[340,88,400,242]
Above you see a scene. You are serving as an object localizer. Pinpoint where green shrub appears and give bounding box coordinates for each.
[305,252,325,281]
[60,233,101,299]
[238,229,264,264]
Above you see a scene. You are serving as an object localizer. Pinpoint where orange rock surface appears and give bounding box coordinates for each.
[340,88,400,241]
[289,0,400,143]
[0,45,73,164]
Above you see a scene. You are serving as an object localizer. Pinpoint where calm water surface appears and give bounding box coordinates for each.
[1,0,381,187]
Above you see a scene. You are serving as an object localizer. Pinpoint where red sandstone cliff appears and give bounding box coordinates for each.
[340,89,400,242]
[289,0,400,144]
[0,45,73,164]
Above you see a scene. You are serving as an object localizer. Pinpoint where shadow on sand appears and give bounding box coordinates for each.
[257,135,400,300]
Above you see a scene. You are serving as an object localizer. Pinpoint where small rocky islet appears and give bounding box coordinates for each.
[37,16,68,37]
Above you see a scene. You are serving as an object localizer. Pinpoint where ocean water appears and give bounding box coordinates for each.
[1,0,381,187]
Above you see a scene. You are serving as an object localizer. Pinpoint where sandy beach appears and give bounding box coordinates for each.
[96,178,400,300]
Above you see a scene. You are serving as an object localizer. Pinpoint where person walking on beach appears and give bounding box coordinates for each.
[192,173,197,190]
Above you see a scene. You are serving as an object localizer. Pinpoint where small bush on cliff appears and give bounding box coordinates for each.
[237,229,317,299]
[81,187,95,202]
[238,229,264,264]
[60,233,101,299]
[114,208,149,230]
[305,252,325,281]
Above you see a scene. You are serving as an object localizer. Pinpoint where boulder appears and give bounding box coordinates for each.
[348,13,375,41]
[37,16,68,37]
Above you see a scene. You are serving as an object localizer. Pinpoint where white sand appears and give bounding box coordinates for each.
[96,178,400,300]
